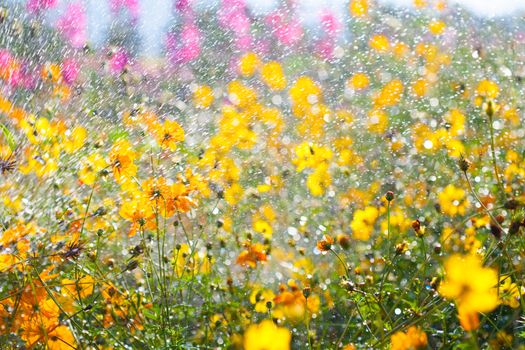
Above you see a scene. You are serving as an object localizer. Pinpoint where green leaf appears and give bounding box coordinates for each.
[0,123,16,151]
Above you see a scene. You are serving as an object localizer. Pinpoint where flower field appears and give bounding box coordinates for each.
[1,0,525,349]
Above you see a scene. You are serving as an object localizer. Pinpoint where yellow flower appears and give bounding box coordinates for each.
[411,78,428,98]
[390,326,428,350]
[153,119,185,151]
[253,218,273,238]
[109,139,138,183]
[499,276,521,308]
[260,61,287,91]
[369,35,390,53]
[61,275,95,300]
[439,254,499,314]
[349,0,368,17]
[227,80,257,109]
[79,153,107,186]
[374,79,403,108]
[244,320,291,350]
[438,184,469,216]
[476,79,499,99]
[224,182,244,206]
[306,162,331,196]
[367,109,388,134]
[348,73,369,90]
[428,20,446,35]
[289,76,322,118]
[239,52,260,77]
[350,206,379,240]
[250,287,276,312]
[193,85,214,108]
[46,325,77,350]
[292,142,332,172]
[63,126,87,153]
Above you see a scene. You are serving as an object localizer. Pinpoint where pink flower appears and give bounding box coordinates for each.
[26,0,57,13]
[316,38,335,61]
[266,10,303,46]
[61,59,79,85]
[320,11,341,37]
[109,0,140,20]
[166,22,202,64]
[175,0,191,14]
[0,49,13,70]
[56,3,87,49]
[234,34,252,51]
[109,48,129,74]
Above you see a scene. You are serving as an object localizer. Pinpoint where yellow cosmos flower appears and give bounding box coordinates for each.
[476,79,499,99]
[350,206,379,240]
[347,73,369,90]
[428,20,446,35]
[243,320,291,350]
[391,326,428,350]
[367,109,388,134]
[260,61,287,91]
[374,79,403,108]
[349,0,368,17]
[438,184,469,216]
[193,85,214,108]
[439,254,499,314]
[79,153,107,186]
[292,142,332,172]
[369,35,390,53]
[306,162,331,196]
[239,52,260,77]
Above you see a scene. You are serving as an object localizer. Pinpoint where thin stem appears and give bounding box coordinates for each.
[488,113,505,198]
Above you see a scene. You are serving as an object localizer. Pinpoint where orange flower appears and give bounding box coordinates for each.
[237,242,267,268]
[316,235,334,252]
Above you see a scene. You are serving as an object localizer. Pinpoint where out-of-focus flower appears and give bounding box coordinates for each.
[109,47,129,74]
[439,254,499,329]
[260,61,287,91]
[61,58,79,85]
[438,184,469,216]
[166,22,202,64]
[56,3,87,49]
[27,0,57,13]
[390,326,427,350]
[193,85,214,108]
[349,0,368,17]
[109,0,139,20]
[243,320,291,350]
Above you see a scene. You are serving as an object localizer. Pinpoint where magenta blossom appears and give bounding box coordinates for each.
[109,48,129,74]
[320,11,341,37]
[166,22,202,64]
[26,0,57,13]
[56,3,87,48]
[266,10,303,46]
[109,0,140,20]
[61,59,79,85]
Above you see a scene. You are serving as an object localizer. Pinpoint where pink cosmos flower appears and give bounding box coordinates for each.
[320,11,341,37]
[266,10,303,46]
[56,3,87,49]
[61,59,79,85]
[109,48,129,74]
[166,22,202,64]
[26,0,57,13]
[109,0,140,20]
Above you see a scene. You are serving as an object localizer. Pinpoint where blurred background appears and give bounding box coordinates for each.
[7,0,525,56]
